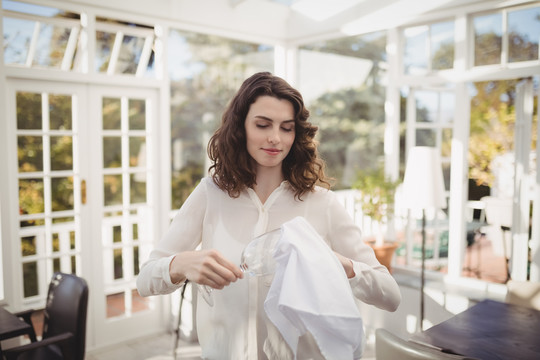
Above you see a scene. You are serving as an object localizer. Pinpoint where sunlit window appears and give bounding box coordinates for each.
[2,1,157,77]
[3,4,81,70]
[299,31,387,188]
[167,29,274,209]
[404,21,454,75]
[508,7,540,63]
[95,19,156,77]
[473,5,540,66]
[473,13,502,66]
[431,21,454,70]
[404,26,428,74]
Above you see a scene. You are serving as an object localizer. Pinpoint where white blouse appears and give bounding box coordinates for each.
[136,177,401,360]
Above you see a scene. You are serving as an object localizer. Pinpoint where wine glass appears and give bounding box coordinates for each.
[198,228,281,306]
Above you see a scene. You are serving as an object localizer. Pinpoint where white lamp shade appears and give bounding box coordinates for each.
[403,146,446,210]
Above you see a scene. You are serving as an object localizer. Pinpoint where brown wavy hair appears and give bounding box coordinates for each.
[208,72,331,199]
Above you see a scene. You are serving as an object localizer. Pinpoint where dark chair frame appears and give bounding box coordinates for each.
[3,272,89,360]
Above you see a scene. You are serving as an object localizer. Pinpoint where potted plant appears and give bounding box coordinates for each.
[352,166,400,272]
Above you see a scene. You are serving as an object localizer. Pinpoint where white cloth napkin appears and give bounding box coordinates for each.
[264,216,365,359]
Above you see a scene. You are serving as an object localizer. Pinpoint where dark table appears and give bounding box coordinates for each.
[411,299,540,360]
[0,307,32,357]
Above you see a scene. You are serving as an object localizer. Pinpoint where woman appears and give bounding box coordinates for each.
[137,72,401,359]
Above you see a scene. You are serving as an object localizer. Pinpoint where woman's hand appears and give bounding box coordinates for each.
[169,249,244,289]
[334,251,355,279]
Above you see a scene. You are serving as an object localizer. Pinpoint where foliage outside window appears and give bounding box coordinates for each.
[468,79,538,191]
[168,29,274,209]
[3,1,157,76]
[473,6,540,67]
[352,166,400,232]
[508,7,540,63]
[404,21,454,75]
[298,31,387,189]
[470,5,540,188]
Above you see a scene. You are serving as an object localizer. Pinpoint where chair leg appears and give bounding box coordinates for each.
[476,232,482,277]
[15,310,38,342]
[501,227,511,283]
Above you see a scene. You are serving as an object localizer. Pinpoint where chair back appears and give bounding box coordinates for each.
[375,329,477,360]
[43,272,89,360]
[505,280,540,310]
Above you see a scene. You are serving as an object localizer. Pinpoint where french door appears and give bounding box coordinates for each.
[4,79,164,348]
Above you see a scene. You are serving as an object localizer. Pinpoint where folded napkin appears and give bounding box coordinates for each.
[264,216,365,359]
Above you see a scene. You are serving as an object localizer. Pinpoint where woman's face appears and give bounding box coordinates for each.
[244,95,296,172]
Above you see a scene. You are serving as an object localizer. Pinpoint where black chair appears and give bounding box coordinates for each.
[4,272,89,360]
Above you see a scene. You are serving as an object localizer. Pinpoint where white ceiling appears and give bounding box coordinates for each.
[72,0,534,43]
[224,0,504,41]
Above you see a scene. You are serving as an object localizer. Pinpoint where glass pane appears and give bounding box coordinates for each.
[3,0,72,18]
[71,255,76,273]
[50,136,73,170]
[129,99,145,130]
[133,223,138,239]
[103,97,121,130]
[431,21,454,70]
[70,231,76,249]
[113,225,121,243]
[440,92,455,124]
[129,137,145,167]
[23,262,38,297]
[3,17,34,65]
[104,175,122,206]
[508,7,540,63]
[21,236,36,256]
[17,92,42,129]
[104,210,122,218]
[404,25,428,74]
[474,13,502,66]
[132,288,150,313]
[96,31,115,73]
[114,248,123,279]
[168,29,274,208]
[133,246,140,275]
[20,218,44,227]
[18,136,43,172]
[442,128,452,157]
[116,35,146,74]
[443,162,451,192]
[297,31,387,189]
[49,94,72,130]
[53,257,60,272]
[469,79,518,196]
[19,178,44,215]
[51,177,74,211]
[52,216,74,223]
[130,174,146,203]
[415,91,438,123]
[33,23,73,68]
[52,233,60,252]
[416,129,436,146]
[103,137,121,168]
[106,292,125,318]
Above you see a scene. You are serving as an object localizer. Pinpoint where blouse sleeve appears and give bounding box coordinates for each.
[136,179,208,296]
[326,191,401,312]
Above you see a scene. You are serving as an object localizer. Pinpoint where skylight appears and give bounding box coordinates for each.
[266,0,364,21]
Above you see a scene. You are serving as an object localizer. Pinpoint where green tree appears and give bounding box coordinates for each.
[301,32,388,188]
[168,30,273,208]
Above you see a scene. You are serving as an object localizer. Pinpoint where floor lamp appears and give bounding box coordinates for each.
[403,146,446,331]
